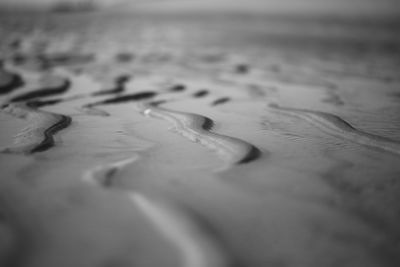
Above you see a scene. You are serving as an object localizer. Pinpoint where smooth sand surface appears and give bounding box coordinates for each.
[1,13,400,267]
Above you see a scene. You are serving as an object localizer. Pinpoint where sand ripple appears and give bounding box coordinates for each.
[0,103,71,154]
[140,102,261,165]
[270,103,400,156]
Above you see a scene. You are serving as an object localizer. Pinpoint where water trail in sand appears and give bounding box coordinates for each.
[139,103,261,165]
[269,103,400,156]
[0,103,71,154]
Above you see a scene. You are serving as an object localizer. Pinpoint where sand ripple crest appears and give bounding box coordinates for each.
[140,102,261,165]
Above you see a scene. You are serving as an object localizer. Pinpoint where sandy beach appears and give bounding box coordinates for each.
[1,11,400,267]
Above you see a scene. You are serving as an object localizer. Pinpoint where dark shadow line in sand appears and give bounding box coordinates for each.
[0,72,24,95]
[212,97,231,106]
[88,91,157,107]
[169,84,186,92]
[269,103,400,156]
[26,99,62,108]
[193,90,209,98]
[30,114,71,153]
[11,79,71,102]
[148,100,167,107]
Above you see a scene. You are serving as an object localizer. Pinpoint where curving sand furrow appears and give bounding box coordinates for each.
[26,99,62,108]
[269,103,400,156]
[140,103,261,165]
[83,157,231,267]
[0,103,71,154]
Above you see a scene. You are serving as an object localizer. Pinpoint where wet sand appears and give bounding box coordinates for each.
[1,12,400,267]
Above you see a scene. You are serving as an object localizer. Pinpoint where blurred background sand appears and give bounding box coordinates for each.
[1,1,400,267]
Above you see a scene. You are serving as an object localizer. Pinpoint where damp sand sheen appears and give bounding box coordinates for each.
[1,13,400,267]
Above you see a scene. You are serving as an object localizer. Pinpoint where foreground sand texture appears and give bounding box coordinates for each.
[1,13,400,267]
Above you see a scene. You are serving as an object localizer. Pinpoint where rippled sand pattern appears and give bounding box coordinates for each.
[1,13,400,267]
